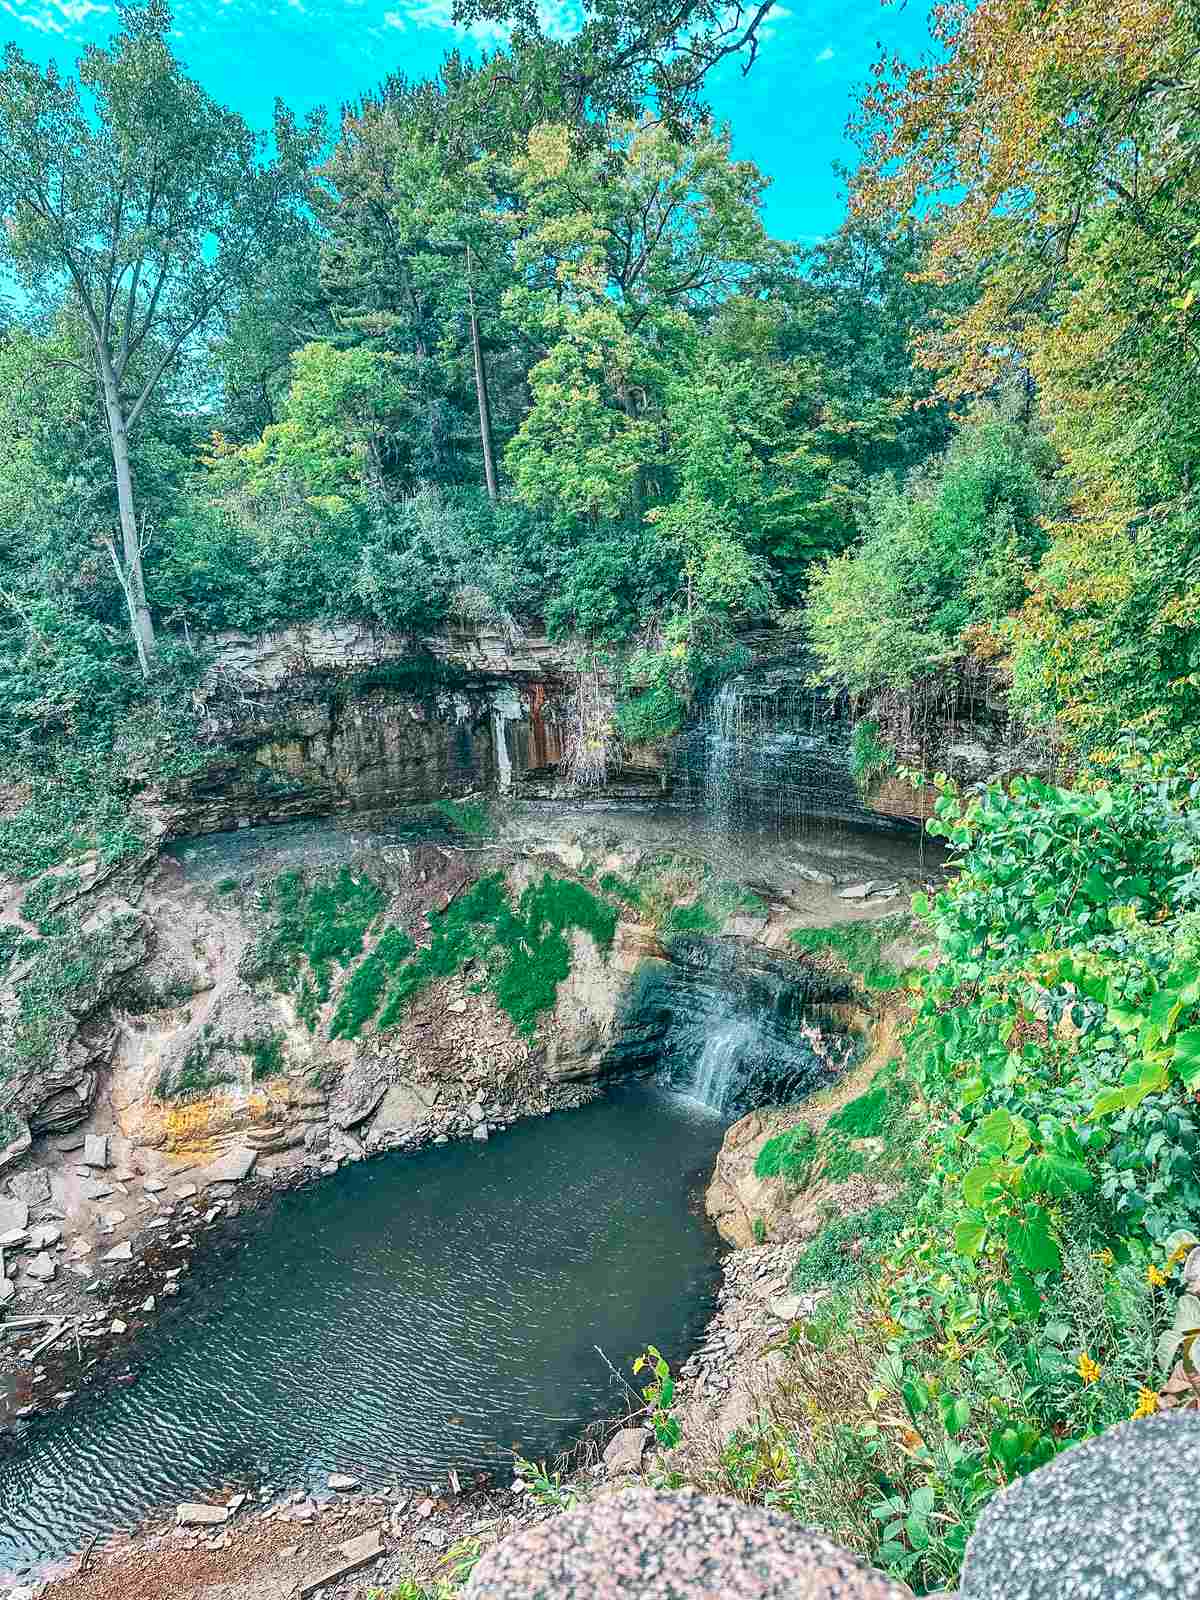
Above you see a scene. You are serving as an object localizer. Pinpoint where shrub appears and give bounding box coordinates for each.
[806,403,1054,697]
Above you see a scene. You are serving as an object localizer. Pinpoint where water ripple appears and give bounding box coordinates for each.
[0,1085,725,1578]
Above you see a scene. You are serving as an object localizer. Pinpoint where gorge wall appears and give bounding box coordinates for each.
[166,624,1040,841]
[168,622,574,835]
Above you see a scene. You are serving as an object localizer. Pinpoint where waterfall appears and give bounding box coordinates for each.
[687,1018,760,1113]
[701,679,740,839]
[610,934,858,1118]
[670,653,916,839]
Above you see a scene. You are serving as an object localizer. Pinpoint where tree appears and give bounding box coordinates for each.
[0,1,319,673]
[844,0,1200,767]
[452,0,781,132]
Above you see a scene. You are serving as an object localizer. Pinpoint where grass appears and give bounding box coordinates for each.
[329,927,415,1040]
[618,853,771,936]
[435,797,494,838]
[663,899,723,935]
[377,871,617,1039]
[789,915,911,991]
[790,1193,912,1291]
[247,866,387,1015]
[155,1023,236,1100]
[754,1124,817,1183]
[0,907,142,1085]
[599,870,643,908]
[242,1030,287,1080]
[276,867,620,1044]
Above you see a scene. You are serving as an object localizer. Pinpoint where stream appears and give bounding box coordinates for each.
[0,1083,726,1579]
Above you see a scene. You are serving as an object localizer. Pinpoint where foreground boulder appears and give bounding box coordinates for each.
[961,1410,1200,1599]
[465,1488,911,1599]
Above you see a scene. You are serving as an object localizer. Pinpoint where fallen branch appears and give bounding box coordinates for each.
[25,1321,67,1362]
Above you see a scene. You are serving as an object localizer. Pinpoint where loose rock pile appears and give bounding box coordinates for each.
[673,1237,825,1441]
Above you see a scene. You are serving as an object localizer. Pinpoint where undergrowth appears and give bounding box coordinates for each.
[247,867,386,1004]
[242,1030,287,1080]
[670,770,1200,1592]
[790,915,910,991]
[255,865,617,1043]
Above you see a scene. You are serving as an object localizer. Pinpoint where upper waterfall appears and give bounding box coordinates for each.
[669,653,916,838]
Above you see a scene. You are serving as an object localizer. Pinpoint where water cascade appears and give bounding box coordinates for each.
[670,654,913,838]
[609,934,858,1117]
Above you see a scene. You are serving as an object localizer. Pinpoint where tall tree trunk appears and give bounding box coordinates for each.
[466,246,498,503]
[98,356,156,677]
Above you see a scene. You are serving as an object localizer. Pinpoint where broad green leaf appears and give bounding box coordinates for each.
[1172,1028,1200,1088]
[955,1219,988,1258]
[976,1106,1013,1153]
[1004,1208,1061,1274]
[1021,1152,1094,1198]
[963,1161,1003,1206]
[938,1394,971,1435]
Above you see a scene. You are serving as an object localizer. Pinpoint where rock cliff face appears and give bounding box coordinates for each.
[169,623,573,834]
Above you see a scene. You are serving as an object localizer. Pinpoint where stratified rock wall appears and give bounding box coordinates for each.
[170,624,573,834]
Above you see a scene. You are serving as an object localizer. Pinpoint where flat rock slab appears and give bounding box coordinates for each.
[0,1278,14,1304]
[24,1253,56,1282]
[464,1489,912,1599]
[370,1081,439,1138]
[177,1503,230,1527]
[102,1241,133,1263]
[0,1198,29,1235]
[961,1411,1200,1599]
[298,1529,384,1598]
[7,1167,50,1206]
[603,1428,649,1477]
[199,1148,257,1186]
[83,1135,109,1169]
[28,1225,62,1250]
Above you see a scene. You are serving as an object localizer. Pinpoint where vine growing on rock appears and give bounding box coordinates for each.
[252,865,617,1044]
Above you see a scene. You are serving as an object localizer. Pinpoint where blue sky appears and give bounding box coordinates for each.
[0,0,934,243]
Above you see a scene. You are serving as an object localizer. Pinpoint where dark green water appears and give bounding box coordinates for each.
[0,1084,725,1579]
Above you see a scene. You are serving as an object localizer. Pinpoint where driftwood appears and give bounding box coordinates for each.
[0,1315,57,1331]
[25,1321,66,1362]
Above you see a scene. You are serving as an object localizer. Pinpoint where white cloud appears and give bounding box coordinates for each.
[382,7,406,22]
[398,0,579,44]
[0,0,109,32]
[814,44,834,62]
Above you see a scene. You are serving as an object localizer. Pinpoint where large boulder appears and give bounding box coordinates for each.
[465,1487,912,1599]
[961,1411,1200,1599]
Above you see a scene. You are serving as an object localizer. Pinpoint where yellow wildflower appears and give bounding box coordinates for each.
[1147,1264,1168,1288]
[1167,1242,1191,1270]
[1092,1248,1115,1267]
[1077,1352,1102,1385]
[1131,1388,1159,1419]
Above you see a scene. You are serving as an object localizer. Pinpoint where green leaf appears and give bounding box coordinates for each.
[938,1394,971,1435]
[1081,866,1115,903]
[1021,1152,1094,1198]
[954,1219,988,1258]
[963,1161,1003,1206]
[1004,1208,1061,1274]
[976,1106,1013,1153]
[902,1378,930,1416]
[1172,1028,1200,1088]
